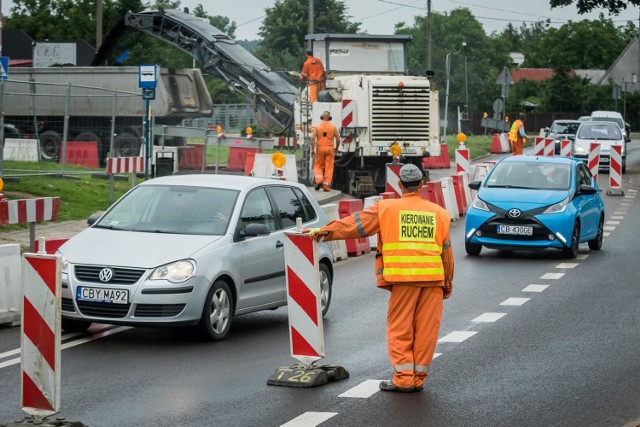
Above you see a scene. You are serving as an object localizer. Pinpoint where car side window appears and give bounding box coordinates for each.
[239,188,276,232]
[268,186,308,229]
[577,164,592,186]
[293,188,317,222]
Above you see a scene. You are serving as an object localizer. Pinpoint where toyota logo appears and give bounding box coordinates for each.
[508,208,522,218]
[98,268,114,283]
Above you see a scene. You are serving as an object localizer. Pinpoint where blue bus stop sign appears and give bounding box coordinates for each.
[0,57,9,80]
[138,64,157,89]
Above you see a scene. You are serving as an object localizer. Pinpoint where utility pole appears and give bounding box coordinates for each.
[308,0,314,50]
[426,0,432,70]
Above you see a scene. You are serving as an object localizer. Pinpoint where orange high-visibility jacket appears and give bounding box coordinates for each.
[508,119,524,143]
[301,56,325,83]
[320,192,454,289]
[315,121,338,147]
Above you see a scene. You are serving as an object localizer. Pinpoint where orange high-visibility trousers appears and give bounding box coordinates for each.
[512,139,524,156]
[387,285,443,389]
[314,145,335,188]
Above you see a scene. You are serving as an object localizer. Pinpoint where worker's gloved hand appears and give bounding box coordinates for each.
[302,228,329,241]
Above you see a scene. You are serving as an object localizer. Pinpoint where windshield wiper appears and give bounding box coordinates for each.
[93,224,123,230]
[487,184,536,189]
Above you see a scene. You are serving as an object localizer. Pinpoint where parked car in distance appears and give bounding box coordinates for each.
[573,121,626,173]
[464,156,605,259]
[578,116,591,122]
[590,110,630,142]
[544,119,581,154]
[57,175,335,341]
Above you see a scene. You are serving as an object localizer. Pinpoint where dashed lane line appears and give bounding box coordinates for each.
[338,380,384,398]
[606,220,621,225]
[472,312,507,322]
[603,226,616,231]
[610,216,624,220]
[438,331,478,343]
[540,272,564,280]
[576,254,589,260]
[604,232,611,237]
[281,412,338,427]
[556,263,578,269]
[500,297,530,306]
[522,284,549,292]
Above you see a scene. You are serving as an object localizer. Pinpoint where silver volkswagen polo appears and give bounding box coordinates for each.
[58,175,334,340]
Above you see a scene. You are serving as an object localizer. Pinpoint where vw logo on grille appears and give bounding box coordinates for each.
[98,268,114,283]
[508,208,522,218]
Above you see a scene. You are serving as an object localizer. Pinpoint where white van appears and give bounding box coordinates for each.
[590,111,630,142]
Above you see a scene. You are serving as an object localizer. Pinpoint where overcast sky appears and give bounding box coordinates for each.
[2,0,639,40]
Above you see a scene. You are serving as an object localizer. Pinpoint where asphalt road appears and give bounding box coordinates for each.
[1,143,640,426]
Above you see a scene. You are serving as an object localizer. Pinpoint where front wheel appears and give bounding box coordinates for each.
[588,216,604,251]
[563,222,580,259]
[319,263,333,316]
[39,130,62,160]
[198,280,234,341]
[465,241,482,256]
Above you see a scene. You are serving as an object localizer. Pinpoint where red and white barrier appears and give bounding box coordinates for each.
[473,164,489,183]
[385,163,403,198]
[588,142,601,182]
[499,133,510,153]
[560,140,571,157]
[363,196,382,249]
[0,197,60,225]
[534,137,545,156]
[543,138,555,157]
[439,177,460,221]
[284,233,325,367]
[21,253,61,417]
[608,145,623,194]
[455,148,470,175]
[1,244,21,325]
[107,156,145,174]
[341,99,355,127]
[320,204,348,261]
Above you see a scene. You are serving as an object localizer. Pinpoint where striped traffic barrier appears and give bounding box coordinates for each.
[439,177,460,221]
[320,204,348,262]
[21,250,62,419]
[107,156,145,174]
[450,174,468,216]
[385,163,403,198]
[534,137,545,156]
[607,145,624,196]
[0,244,21,326]
[363,196,382,249]
[499,133,510,153]
[473,164,489,183]
[338,200,371,256]
[267,230,349,387]
[460,171,473,208]
[544,138,555,156]
[560,140,572,157]
[588,142,601,183]
[0,197,61,252]
[455,148,470,175]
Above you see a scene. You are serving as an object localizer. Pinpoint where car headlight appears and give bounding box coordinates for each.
[150,260,196,283]
[543,196,570,214]
[573,145,587,154]
[472,196,490,212]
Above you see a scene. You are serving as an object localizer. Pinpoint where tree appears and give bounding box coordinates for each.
[192,4,237,38]
[550,0,640,14]
[255,0,361,71]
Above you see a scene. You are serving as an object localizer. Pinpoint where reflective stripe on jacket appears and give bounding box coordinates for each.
[508,120,524,142]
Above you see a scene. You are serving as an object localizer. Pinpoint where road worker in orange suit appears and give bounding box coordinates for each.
[305,163,454,393]
[311,111,340,192]
[300,49,326,102]
[508,112,528,155]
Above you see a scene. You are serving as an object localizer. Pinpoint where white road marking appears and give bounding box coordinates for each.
[613,211,627,215]
[281,412,338,427]
[628,189,638,193]
[556,263,578,269]
[0,358,20,369]
[500,297,530,306]
[610,216,624,220]
[620,203,631,206]
[576,254,589,260]
[438,331,478,343]
[339,380,384,398]
[472,312,506,322]
[604,232,611,237]
[540,272,564,280]
[623,195,635,199]
[433,353,442,359]
[0,348,21,360]
[606,220,621,225]
[522,284,549,292]
[603,226,616,231]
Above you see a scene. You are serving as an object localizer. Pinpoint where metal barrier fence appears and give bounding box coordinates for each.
[183,104,256,134]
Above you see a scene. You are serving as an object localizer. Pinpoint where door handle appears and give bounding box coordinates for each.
[275,241,284,248]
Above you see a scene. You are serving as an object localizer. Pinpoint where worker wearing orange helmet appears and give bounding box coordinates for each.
[300,49,326,102]
[311,111,340,192]
[306,163,454,392]
[508,113,528,155]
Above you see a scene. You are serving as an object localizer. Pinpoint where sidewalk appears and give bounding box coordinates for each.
[0,185,343,250]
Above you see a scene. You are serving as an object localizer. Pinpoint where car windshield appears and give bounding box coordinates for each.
[95,185,239,235]
[485,162,571,191]
[591,116,624,129]
[550,122,580,135]
[577,124,622,140]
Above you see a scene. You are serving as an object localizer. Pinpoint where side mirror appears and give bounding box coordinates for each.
[87,213,102,226]
[239,223,271,239]
[468,181,481,191]
[578,184,597,195]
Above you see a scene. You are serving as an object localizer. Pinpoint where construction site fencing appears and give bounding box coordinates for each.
[183,104,257,134]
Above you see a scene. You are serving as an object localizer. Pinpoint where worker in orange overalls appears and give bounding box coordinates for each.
[306,163,454,392]
[311,111,340,192]
[508,113,528,155]
[300,49,326,102]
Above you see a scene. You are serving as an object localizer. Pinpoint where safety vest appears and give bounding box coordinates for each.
[315,121,337,147]
[508,119,524,142]
[377,195,447,283]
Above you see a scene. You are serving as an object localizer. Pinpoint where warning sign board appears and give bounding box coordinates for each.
[0,57,9,80]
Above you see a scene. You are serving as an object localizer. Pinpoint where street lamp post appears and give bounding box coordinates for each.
[443,41,466,141]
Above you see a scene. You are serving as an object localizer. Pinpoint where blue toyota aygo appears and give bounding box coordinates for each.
[464,156,605,258]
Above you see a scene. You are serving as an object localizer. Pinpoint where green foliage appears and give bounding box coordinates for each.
[550,0,640,14]
[254,0,361,70]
